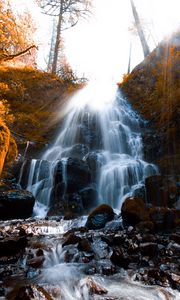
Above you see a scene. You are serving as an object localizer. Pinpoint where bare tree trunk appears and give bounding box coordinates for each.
[52,0,63,74]
[127,42,132,74]
[47,18,57,72]
[130,0,150,58]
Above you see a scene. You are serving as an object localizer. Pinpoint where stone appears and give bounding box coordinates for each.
[139,242,158,257]
[10,285,51,300]
[62,233,81,247]
[0,189,35,220]
[121,197,149,226]
[80,276,108,295]
[77,238,92,252]
[85,204,114,229]
[27,255,44,268]
[0,236,27,257]
[110,247,130,269]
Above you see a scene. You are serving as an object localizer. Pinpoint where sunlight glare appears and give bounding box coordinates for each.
[70,80,117,111]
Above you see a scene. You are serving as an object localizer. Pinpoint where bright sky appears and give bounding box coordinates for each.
[12,0,180,81]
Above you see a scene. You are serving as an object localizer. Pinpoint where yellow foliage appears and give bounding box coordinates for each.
[0,118,10,177]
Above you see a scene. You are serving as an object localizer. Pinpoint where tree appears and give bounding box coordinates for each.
[130,0,150,58]
[0,1,37,65]
[39,0,91,74]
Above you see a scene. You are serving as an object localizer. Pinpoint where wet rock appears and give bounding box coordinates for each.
[92,238,109,259]
[149,207,180,231]
[37,160,51,182]
[86,204,114,230]
[54,160,63,186]
[0,189,35,220]
[142,132,162,162]
[121,197,149,226]
[83,151,105,179]
[10,285,53,300]
[110,247,130,269]
[139,242,158,257]
[18,159,32,189]
[167,242,180,256]
[0,236,27,257]
[101,263,117,276]
[145,175,178,208]
[113,234,126,245]
[101,235,114,246]
[77,238,92,252]
[171,233,180,244]
[61,144,89,160]
[66,158,92,193]
[27,255,45,268]
[79,187,98,211]
[80,276,108,295]
[62,233,81,247]
[104,219,123,231]
[136,221,155,233]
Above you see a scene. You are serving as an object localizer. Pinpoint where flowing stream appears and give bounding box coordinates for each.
[6,218,178,300]
[19,81,157,217]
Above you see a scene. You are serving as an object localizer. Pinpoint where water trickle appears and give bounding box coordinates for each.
[20,82,158,216]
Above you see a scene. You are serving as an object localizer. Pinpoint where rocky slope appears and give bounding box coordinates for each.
[120,31,180,177]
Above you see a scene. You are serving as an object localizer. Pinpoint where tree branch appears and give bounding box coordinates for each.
[0,45,38,62]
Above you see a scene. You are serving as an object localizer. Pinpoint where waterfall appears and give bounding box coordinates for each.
[20,81,157,217]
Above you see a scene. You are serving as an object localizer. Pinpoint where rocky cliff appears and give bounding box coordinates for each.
[120,31,180,177]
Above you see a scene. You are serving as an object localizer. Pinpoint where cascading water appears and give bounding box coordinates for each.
[19,81,157,217]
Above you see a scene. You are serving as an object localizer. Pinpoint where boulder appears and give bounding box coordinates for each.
[0,189,35,220]
[121,197,149,226]
[86,204,114,229]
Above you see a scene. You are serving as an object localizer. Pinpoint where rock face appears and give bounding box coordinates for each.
[145,175,179,208]
[86,204,114,229]
[121,196,180,231]
[0,189,35,220]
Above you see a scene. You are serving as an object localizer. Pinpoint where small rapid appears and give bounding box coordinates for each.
[19,81,157,216]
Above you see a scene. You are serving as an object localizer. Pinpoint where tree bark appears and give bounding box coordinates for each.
[51,0,64,74]
[0,45,37,62]
[130,0,150,58]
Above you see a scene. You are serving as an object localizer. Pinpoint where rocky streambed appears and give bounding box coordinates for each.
[0,208,179,300]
